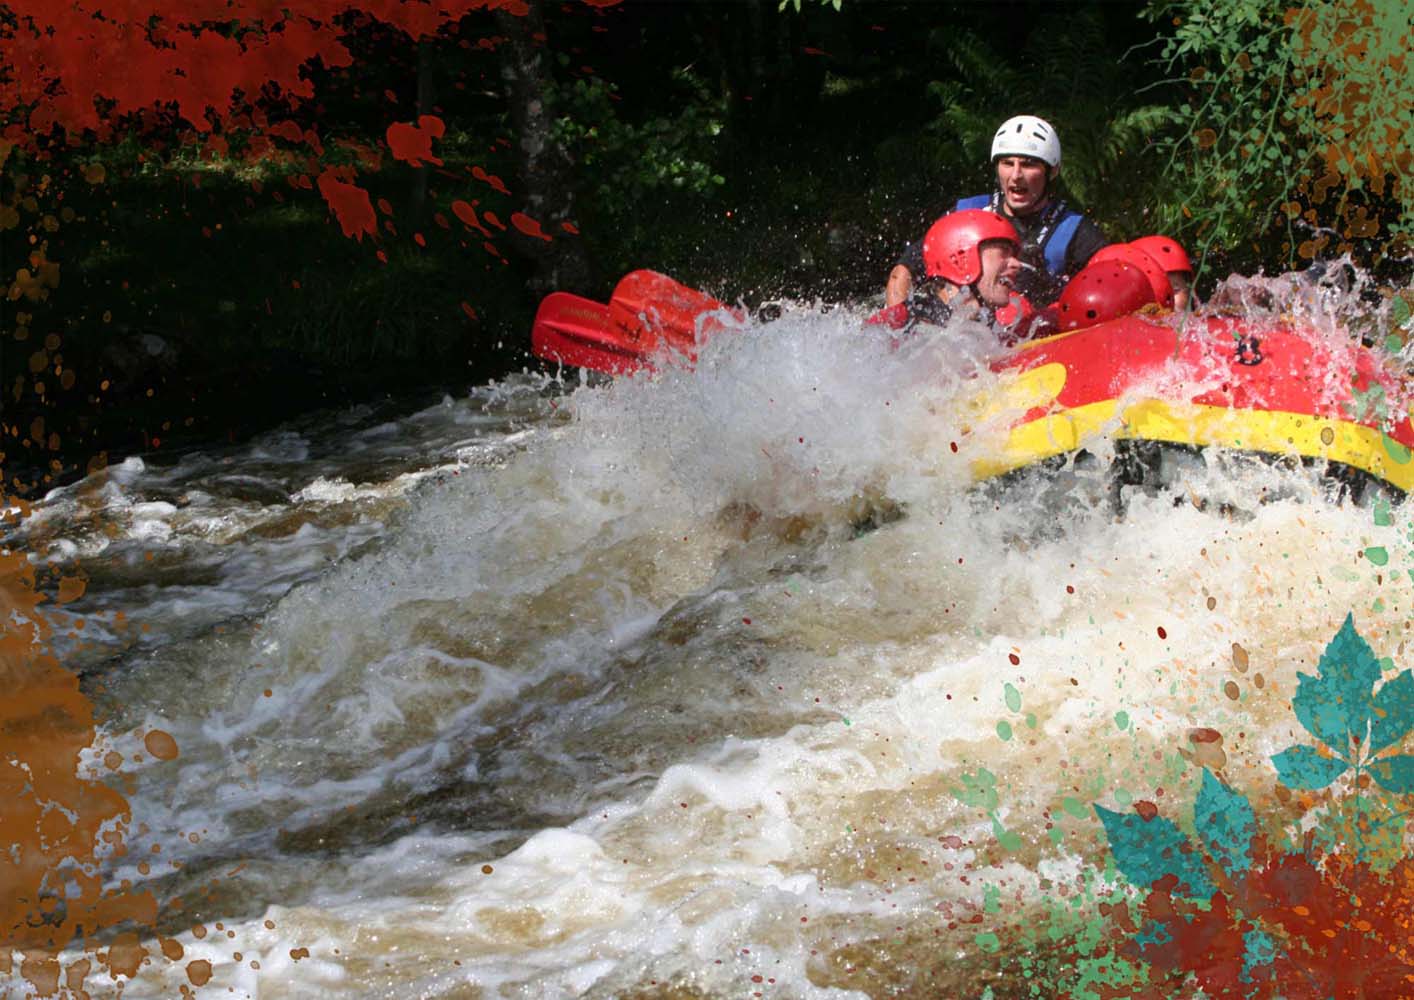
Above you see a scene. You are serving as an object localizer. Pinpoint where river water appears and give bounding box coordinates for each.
[14,281,1413,997]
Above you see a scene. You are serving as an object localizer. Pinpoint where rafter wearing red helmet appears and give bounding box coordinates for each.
[886,115,1110,310]
[888,209,1034,341]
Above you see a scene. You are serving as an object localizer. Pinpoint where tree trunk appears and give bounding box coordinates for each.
[492,0,594,296]
[410,38,433,218]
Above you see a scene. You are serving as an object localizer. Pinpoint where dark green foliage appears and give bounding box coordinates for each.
[903,6,1176,241]
[1141,0,1414,277]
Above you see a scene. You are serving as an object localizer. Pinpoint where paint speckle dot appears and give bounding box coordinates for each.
[1320,426,1335,445]
[186,960,213,987]
[143,730,179,761]
[481,865,493,875]
[1157,626,1167,639]
[1224,680,1241,700]
[1008,653,1020,665]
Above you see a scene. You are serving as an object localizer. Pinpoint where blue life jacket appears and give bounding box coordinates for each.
[953,193,1082,277]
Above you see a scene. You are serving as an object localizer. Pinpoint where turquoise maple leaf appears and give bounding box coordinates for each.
[1272,614,1414,794]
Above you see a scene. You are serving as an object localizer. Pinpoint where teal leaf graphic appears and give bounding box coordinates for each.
[1369,669,1414,755]
[1368,754,1414,795]
[1271,744,1350,790]
[1094,804,1214,898]
[1193,769,1257,876]
[1290,614,1380,754]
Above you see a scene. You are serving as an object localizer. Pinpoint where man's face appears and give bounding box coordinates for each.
[974,240,1022,307]
[995,155,1051,216]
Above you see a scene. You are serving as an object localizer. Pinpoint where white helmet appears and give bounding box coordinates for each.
[990,115,1061,168]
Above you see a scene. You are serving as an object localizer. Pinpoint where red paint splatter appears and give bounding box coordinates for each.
[450,199,492,237]
[1008,653,1020,665]
[460,302,477,320]
[481,210,507,231]
[315,169,377,241]
[511,212,552,241]
[385,115,445,167]
[471,165,512,195]
[561,220,580,235]
[1157,626,1168,639]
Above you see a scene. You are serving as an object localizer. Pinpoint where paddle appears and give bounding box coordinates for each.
[531,291,651,375]
[608,270,740,358]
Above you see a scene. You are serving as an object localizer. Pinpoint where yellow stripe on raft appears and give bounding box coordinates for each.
[971,399,1414,492]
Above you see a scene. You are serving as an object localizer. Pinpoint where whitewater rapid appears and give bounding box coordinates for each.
[15,292,1412,997]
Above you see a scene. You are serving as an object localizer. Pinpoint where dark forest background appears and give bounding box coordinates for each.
[2,0,1410,494]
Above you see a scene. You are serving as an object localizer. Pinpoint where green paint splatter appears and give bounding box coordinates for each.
[974,932,1001,954]
[1005,682,1022,713]
[984,883,1001,913]
[1366,546,1390,566]
[1114,710,1130,731]
[1062,796,1088,819]
[997,720,1013,741]
[1114,788,1133,806]
[1025,712,1037,729]
[992,815,1023,851]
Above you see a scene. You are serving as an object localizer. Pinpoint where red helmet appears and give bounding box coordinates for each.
[1090,244,1174,308]
[1055,260,1156,331]
[921,209,1020,285]
[1130,235,1193,276]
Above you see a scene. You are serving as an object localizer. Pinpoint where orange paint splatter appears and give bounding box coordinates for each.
[186,959,213,986]
[143,729,178,761]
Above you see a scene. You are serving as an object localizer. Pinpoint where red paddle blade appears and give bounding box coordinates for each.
[531,292,650,375]
[609,270,740,356]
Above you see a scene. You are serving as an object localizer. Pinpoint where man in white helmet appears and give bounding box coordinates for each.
[885,114,1109,308]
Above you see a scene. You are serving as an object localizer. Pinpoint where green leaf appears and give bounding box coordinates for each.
[1193,769,1257,876]
[1369,753,1414,794]
[1094,804,1214,898]
[1369,670,1414,755]
[1291,614,1381,753]
[1271,744,1350,789]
